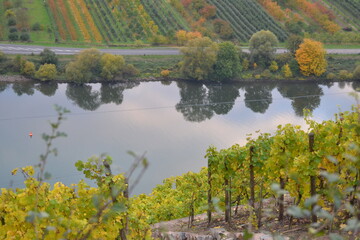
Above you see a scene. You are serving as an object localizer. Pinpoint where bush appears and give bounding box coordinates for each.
[0,51,6,62]
[261,69,272,78]
[32,22,41,31]
[338,70,353,80]
[326,72,336,80]
[40,48,58,65]
[353,65,360,80]
[35,64,57,81]
[8,32,18,41]
[269,61,279,72]
[282,64,293,78]
[7,18,16,27]
[20,32,30,42]
[160,69,171,77]
[275,52,293,67]
[123,64,139,77]
[21,61,35,77]
[9,27,17,33]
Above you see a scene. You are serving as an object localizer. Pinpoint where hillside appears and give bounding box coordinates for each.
[0,0,359,45]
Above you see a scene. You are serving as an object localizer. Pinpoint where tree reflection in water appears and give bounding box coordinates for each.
[244,83,276,114]
[35,82,58,97]
[206,83,240,115]
[0,82,9,93]
[66,84,101,111]
[100,82,139,105]
[176,81,214,122]
[352,81,360,92]
[277,82,323,117]
[12,82,35,96]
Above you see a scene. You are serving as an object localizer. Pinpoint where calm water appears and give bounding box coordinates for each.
[0,80,358,195]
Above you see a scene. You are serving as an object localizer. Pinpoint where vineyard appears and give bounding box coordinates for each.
[326,0,360,31]
[207,0,288,42]
[1,105,359,239]
[0,0,359,45]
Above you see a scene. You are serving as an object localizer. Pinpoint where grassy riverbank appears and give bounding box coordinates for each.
[0,52,359,82]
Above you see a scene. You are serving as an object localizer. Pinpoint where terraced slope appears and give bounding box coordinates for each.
[140,0,190,36]
[207,0,288,42]
[326,0,360,30]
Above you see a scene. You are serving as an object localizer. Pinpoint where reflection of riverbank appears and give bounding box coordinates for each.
[0,75,32,83]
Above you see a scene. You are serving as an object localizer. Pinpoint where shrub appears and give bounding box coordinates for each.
[9,27,17,33]
[35,64,57,81]
[160,69,171,77]
[326,72,336,80]
[242,59,249,71]
[8,32,18,41]
[353,65,360,80]
[40,48,58,65]
[261,69,272,78]
[269,61,279,72]
[100,54,125,80]
[123,64,139,77]
[20,32,30,42]
[338,70,353,80]
[275,52,293,67]
[7,18,16,27]
[21,61,35,77]
[0,51,6,62]
[32,22,41,31]
[282,64,293,78]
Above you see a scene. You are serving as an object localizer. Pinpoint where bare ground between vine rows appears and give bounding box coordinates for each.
[151,195,348,240]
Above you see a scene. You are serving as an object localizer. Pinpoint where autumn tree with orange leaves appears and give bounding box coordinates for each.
[295,38,327,77]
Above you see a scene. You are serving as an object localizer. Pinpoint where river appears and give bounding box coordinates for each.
[0,80,358,195]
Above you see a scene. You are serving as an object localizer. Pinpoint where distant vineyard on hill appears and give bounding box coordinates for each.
[0,0,359,45]
[208,0,288,42]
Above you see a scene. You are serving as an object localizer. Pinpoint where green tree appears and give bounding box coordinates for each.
[249,30,278,66]
[21,61,35,77]
[35,64,57,81]
[100,53,125,80]
[40,48,58,66]
[180,37,219,80]
[213,41,241,81]
[287,34,303,56]
[65,49,102,83]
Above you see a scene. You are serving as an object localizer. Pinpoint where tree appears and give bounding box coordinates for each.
[40,48,58,66]
[295,38,327,76]
[65,49,102,83]
[35,64,57,81]
[287,34,303,56]
[213,41,241,81]
[180,37,219,80]
[249,30,278,66]
[100,53,125,80]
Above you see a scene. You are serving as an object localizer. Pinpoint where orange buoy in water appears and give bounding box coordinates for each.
[29,132,33,138]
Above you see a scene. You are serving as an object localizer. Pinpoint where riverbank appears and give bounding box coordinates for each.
[0,53,359,83]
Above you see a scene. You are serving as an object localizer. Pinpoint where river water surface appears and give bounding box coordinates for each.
[0,80,358,195]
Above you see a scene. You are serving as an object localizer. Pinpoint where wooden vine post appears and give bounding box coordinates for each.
[249,146,255,209]
[308,132,317,223]
[207,158,212,226]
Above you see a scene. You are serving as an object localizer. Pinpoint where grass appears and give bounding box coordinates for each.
[23,0,54,42]
[327,54,360,73]
[124,55,182,77]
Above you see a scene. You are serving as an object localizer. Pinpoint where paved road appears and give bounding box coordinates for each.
[0,43,359,55]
